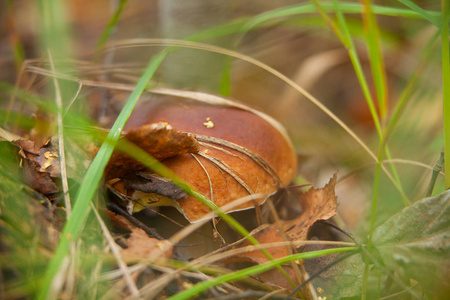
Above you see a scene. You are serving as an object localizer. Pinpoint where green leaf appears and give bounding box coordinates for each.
[95,0,129,56]
[373,190,450,297]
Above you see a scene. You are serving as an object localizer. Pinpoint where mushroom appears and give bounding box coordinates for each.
[107,90,297,223]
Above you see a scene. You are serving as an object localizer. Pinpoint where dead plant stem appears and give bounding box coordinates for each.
[91,203,140,297]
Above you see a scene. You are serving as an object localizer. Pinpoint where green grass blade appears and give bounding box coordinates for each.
[5,1,26,69]
[396,0,441,28]
[331,0,382,137]
[442,1,450,189]
[241,2,441,34]
[329,2,379,298]
[219,58,232,96]
[360,0,406,206]
[168,247,357,300]
[219,1,441,94]
[382,32,440,204]
[361,0,389,122]
[310,0,346,43]
[385,32,439,139]
[37,0,72,62]
[186,18,248,42]
[37,0,80,116]
[328,1,410,209]
[36,50,168,300]
[213,1,441,96]
[187,1,442,95]
[95,0,129,56]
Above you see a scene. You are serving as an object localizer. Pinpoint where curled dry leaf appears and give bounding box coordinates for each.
[283,173,338,242]
[35,145,60,177]
[122,228,173,260]
[223,174,338,291]
[15,138,59,195]
[121,172,187,200]
[229,173,338,262]
[105,122,199,179]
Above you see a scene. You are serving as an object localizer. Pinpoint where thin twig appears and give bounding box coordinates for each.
[197,151,254,194]
[48,50,77,299]
[287,251,358,298]
[137,194,268,298]
[198,141,243,159]
[91,203,141,298]
[191,153,215,204]
[151,264,242,295]
[195,240,355,269]
[48,50,72,216]
[190,153,227,245]
[106,202,164,240]
[320,220,358,244]
[205,289,300,300]
[196,135,281,186]
[266,200,316,300]
[426,148,445,196]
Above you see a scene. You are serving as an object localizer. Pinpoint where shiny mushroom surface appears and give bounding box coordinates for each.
[107,93,297,223]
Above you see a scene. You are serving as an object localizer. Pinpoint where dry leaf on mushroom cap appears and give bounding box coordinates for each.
[106,90,297,223]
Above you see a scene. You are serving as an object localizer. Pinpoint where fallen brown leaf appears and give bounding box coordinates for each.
[103,209,136,232]
[223,224,289,265]
[105,122,199,179]
[16,138,59,195]
[122,228,173,260]
[35,147,60,177]
[223,174,338,293]
[15,138,40,155]
[283,173,338,242]
[122,172,187,200]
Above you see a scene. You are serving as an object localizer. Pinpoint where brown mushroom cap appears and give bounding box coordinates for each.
[114,94,297,223]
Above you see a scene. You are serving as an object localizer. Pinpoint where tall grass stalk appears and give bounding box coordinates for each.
[95,0,129,56]
[331,0,382,137]
[442,0,450,189]
[37,50,168,300]
[396,0,441,27]
[219,1,440,99]
[361,0,388,122]
[311,1,412,297]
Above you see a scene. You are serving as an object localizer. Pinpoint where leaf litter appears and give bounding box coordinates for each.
[8,110,450,299]
[122,228,174,260]
[221,173,339,294]
[7,121,347,298]
[15,138,60,196]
